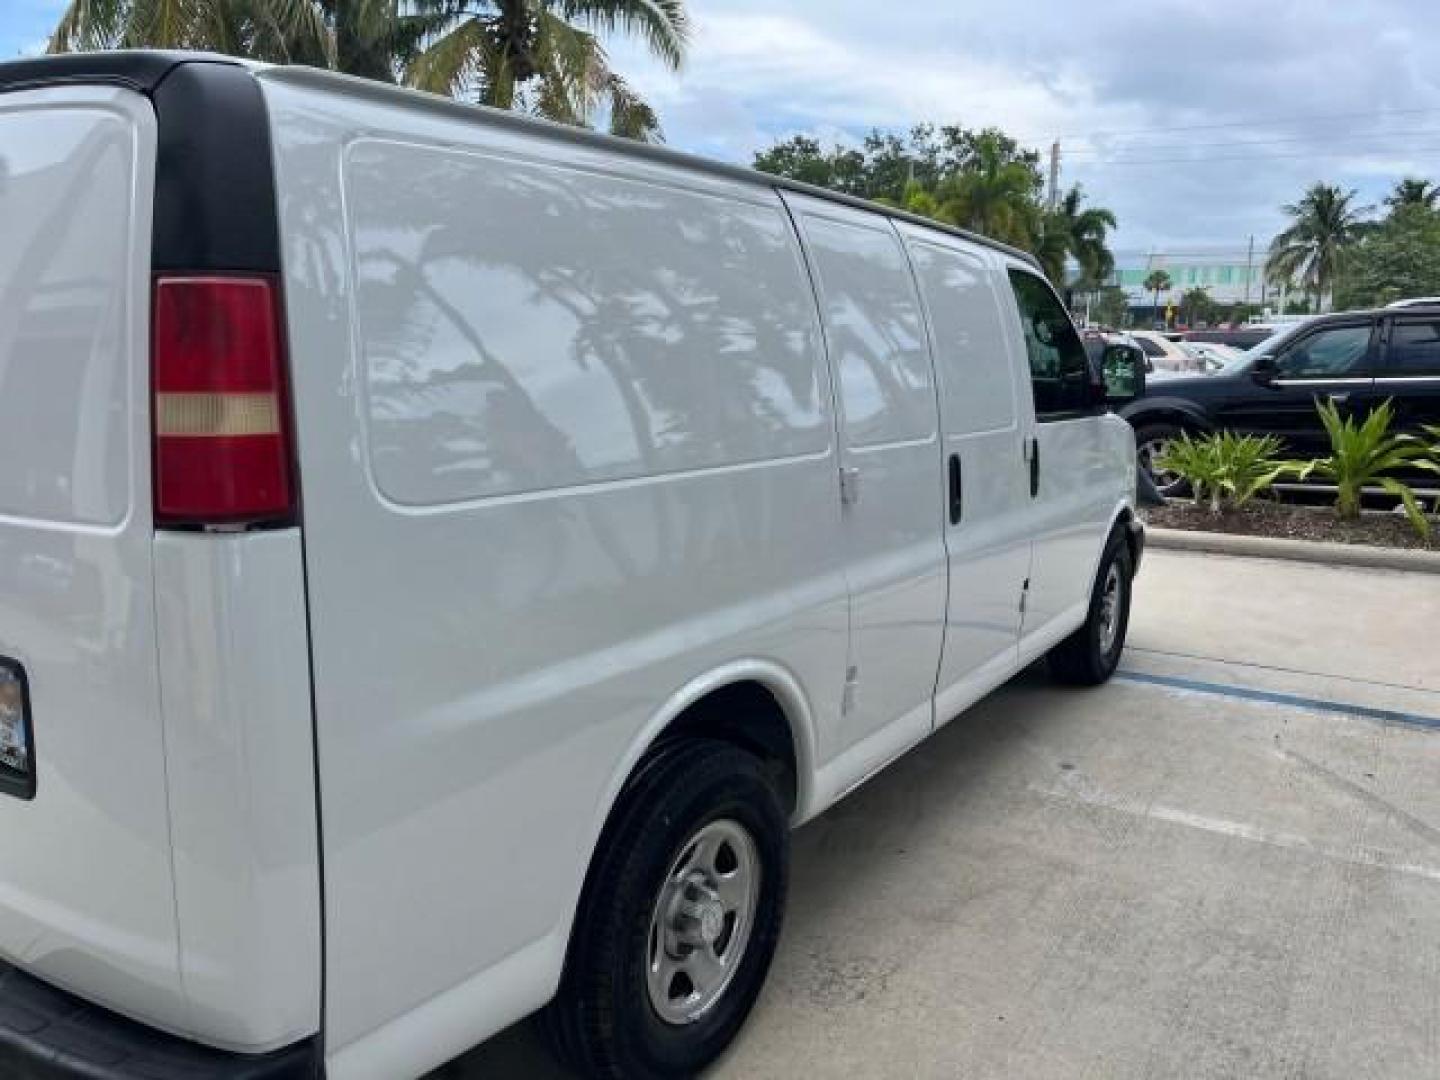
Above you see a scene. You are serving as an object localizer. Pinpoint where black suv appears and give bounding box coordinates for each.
[1120,305,1440,493]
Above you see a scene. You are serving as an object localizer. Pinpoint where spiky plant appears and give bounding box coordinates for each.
[1154,431,1288,515]
[1289,399,1439,537]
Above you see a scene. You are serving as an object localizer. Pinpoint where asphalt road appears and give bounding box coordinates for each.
[433,549,1440,1079]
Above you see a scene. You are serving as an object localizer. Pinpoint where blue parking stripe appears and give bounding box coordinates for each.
[1116,670,1440,732]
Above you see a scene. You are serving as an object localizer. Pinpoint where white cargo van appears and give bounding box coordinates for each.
[0,52,1142,1080]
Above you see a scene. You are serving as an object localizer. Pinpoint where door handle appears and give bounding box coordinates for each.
[948,453,963,525]
[1029,437,1040,498]
[1328,391,1351,405]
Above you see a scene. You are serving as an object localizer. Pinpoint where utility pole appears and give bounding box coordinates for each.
[1047,140,1060,212]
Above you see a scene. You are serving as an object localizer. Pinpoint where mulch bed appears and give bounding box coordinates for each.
[1145,499,1440,551]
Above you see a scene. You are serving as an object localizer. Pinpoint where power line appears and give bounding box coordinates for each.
[1022,104,1440,143]
[1065,143,1440,166]
[1063,128,1440,158]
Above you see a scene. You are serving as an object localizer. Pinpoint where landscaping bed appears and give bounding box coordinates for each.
[1146,499,1439,550]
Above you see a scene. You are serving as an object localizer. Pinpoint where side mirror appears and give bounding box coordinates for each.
[1100,344,1146,404]
[1251,354,1279,385]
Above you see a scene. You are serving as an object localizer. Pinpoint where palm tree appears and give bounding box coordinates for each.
[939,130,1042,247]
[1265,183,1371,312]
[1385,177,1440,213]
[48,0,687,141]
[1143,269,1172,326]
[1055,185,1117,285]
[405,1,687,139]
[48,0,335,64]
[1040,183,1116,301]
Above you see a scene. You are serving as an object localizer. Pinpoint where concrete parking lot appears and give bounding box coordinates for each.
[435,549,1440,1079]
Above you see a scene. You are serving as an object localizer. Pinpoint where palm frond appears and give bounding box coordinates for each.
[560,0,689,70]
[406,16,494,98]
[605,71,662,141]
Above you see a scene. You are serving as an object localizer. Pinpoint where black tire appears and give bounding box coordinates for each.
[543,739,789,1079]
[1048,532,1134,686]
[1133,421,1189,498]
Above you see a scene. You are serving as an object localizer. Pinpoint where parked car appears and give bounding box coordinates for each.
[1179,340,1244,373]
[0,52,1144,1080]
[1127,330,1200,372]
[1122,305,1440,494]
[1183,327,1275,350]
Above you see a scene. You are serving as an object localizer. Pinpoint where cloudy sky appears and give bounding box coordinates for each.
[6,0,1440,253]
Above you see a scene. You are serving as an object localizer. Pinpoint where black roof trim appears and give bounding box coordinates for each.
[0,50,240,96]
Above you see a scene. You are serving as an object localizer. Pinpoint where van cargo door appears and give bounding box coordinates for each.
[0,86,187,1031]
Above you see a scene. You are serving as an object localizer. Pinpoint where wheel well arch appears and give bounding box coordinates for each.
[555,667,812,979]
[653,680,801,816]
[1111,504,1142,570]
[1125,403,1212,434]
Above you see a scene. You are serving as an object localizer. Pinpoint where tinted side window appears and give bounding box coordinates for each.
[1388,319,1440,375]
[801,214,935,446]
[1007,269,1091,419]
[1274,324,1372,378]
[1136,336,1166,358]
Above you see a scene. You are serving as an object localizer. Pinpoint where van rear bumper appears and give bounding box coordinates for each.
[0,960,321,1079]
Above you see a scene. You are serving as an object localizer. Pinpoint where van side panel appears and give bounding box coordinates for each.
[261,78,850,1070]
[0,87,189,1032]
[152,530,322,1052]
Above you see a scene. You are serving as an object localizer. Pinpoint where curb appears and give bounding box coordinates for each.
[1146,527,1440,574]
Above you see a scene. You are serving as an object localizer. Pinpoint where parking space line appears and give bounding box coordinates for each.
[1115,670,1440,731]
[1034,783,1440,885]
[1126,645,1439,697]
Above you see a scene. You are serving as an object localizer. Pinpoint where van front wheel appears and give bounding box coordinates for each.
[544,740,789,1079]
[1047,533,1134,686]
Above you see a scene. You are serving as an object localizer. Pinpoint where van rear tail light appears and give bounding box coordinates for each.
[151,276,295,526]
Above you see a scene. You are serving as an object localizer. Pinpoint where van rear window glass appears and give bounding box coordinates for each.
[0,107,132,525]
[346,141,828,505]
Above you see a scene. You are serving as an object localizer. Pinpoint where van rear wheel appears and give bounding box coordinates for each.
[1047,533,1134,686]
[544,740,789,1079]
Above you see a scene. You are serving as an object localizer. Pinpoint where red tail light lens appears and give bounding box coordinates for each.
[151,276,295,526]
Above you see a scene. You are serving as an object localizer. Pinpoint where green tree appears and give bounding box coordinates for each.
[1179,286,1217,326]
[1092,286,1130,328]
[751,136,868,195]
[1385,177,1440,214]
[1265,183,1372,312]
[753,124,1116,289]
[1333,204,1440,309]
[49,0,688,140]
[939,129,1043,247]
[1143,269,1172,326]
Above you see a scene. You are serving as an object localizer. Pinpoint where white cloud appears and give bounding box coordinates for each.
[600,0,1440,250]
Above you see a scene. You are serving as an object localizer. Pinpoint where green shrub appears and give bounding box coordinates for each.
[1153,431,1288,514]
[1289,399,1439,537]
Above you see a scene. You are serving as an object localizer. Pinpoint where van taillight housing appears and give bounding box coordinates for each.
[151,276,296,526]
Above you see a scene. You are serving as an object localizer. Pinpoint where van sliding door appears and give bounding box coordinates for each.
[785,194,947,759]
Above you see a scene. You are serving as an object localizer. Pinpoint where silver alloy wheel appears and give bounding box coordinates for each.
[646,818,760,1026]
[1138,437,1183,493]
[1098,562,1124,656]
